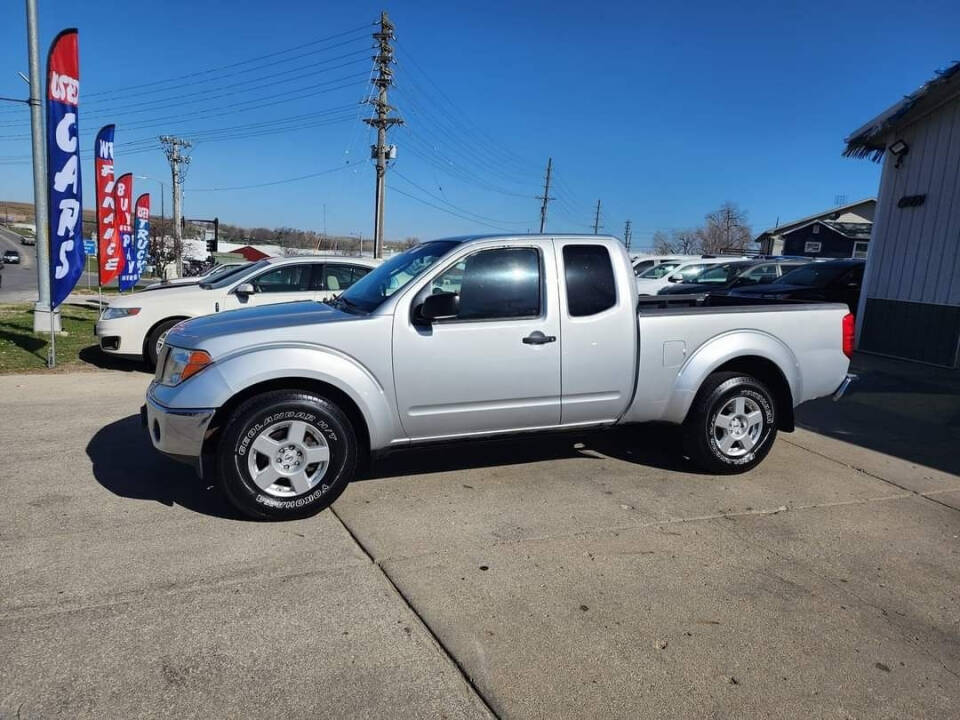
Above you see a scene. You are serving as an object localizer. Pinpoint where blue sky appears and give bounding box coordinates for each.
[0,0,957,247]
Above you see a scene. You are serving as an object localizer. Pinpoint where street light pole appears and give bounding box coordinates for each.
[25,0,57,344]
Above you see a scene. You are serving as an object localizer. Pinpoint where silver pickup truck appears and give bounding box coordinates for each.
[144,235,854,520]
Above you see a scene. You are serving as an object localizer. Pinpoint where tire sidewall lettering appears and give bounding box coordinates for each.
[707,386,774,466]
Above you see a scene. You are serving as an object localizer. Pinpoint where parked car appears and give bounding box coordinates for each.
[635,256,746,295]
[141,262,250,292]
[725,258,865,312]
[142,234,854,520]
[658,259,810,295]
[96,255,378,368]
[630,254,694,276]
[3,250,21,264]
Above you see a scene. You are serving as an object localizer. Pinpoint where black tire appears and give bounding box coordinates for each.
[682,371,778,474]
[217,390,358,520]
[145,318,185,370]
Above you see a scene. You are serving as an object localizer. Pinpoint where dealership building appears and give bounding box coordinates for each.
[844,61,960,368]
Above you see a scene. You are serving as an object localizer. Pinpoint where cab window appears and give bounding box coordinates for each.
[563,245,616,316]
[428,247,541,320]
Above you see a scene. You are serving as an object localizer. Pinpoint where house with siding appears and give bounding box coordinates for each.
[844,61,960,368]
[755,199,875,258]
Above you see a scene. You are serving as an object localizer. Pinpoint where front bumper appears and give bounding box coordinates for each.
[143,387,215,463]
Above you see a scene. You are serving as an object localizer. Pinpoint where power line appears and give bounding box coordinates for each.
[390,185,517,232]
[189,164,351,192]
[393,170,529,225]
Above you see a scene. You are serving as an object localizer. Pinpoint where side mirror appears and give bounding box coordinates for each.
[235,282,255,296]
[419,292,460,322]
[667,275,683,283]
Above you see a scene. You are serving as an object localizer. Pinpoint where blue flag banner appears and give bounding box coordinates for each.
[46,29,83,309]
[132,193,150,285]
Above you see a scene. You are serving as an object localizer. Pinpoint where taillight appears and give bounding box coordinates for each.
[842,313,855,358]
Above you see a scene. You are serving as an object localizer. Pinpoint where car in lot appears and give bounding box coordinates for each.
[630,254,693,276]
[724,258,865,312]
[658,259,810,295]
[96,255,378,368]
[635,256,746,295]
[3,250,21,264]
[141,262,250,292]
[143,234,854,521]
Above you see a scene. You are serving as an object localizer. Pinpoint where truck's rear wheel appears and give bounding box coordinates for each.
[217,390,358,520]
[682,371,777,474]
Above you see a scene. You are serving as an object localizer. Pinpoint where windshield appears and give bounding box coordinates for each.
[775,263,847,288]
[203,263,249,283]
[695,262,752,284]
[669,262,716,282]
[335,240,460,313]
[638,261,682,279]
[202,259,270,289]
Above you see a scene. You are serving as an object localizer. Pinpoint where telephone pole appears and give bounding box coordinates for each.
[537,157,553,233]
[593,199,602,234]
[364,11,402,259]
[159,136,192,277]
[624,219,632,250]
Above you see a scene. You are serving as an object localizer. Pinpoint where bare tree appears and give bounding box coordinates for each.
[653,228,700,254]
[698,202,752,254]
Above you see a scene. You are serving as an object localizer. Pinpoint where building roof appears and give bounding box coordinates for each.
[844,60,960,161]
[820,220,872,240]
[755,198,875,242]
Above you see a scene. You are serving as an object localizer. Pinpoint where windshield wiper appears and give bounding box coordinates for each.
[332,295,366,314]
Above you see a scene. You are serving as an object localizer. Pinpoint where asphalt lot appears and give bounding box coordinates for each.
[1,369,958,719]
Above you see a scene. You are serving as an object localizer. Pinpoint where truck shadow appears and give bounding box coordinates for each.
[78,345,152,373]
[86,414,243,520]
[361,424,702,481]
[87,416,703,518]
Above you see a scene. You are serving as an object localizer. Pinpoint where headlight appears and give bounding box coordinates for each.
[159,346,212,386]
[101,306,141,320]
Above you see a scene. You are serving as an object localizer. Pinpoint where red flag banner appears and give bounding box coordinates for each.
[114,173,135,290]
[95,124,119,285]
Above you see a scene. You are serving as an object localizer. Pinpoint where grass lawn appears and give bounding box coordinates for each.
[0,303,117,373]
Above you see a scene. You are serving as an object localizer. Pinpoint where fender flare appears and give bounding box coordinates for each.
[661,330,801,424]
[158,341,400,451]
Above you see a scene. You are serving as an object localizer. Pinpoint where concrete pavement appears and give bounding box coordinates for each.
[1,370,958,718]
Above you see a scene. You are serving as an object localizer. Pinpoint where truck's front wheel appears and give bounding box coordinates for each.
[218,390,358,520]
[682,372,777,474]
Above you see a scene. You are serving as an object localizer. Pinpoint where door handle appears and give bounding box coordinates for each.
[522,331,556,345]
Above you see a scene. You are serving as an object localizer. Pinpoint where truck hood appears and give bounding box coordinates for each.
[165,300,354,352]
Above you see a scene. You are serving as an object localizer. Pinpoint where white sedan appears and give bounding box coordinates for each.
[635,256,746,295]
[95,255,379,368]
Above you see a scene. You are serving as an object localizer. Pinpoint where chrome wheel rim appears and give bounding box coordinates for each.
[246,420,331,498]
[712,395,764,458]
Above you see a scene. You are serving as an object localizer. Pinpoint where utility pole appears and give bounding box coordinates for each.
[537,157,553,233]
[364,11,402,259]
[25,0,57,343]
[159,136,192,277]
[623,220,632,250]
[593,199,602,235]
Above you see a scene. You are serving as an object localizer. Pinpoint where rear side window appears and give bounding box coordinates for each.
[563,245,616,317]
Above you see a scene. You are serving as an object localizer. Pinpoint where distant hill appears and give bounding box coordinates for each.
[0,199,416,252]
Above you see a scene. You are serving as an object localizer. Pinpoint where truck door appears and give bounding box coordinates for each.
[392,241,561,439]
[555,240,637,424]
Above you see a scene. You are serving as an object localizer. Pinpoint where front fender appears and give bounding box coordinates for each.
[661,330,801,424]
[151,342,401,450]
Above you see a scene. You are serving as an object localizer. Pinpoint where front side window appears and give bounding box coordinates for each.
[429,247,541,320]
[563,244,616,317]
[252,264,310,293]
[671,263,713,283]
[739,263,781,284]
[697,262,749,284]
